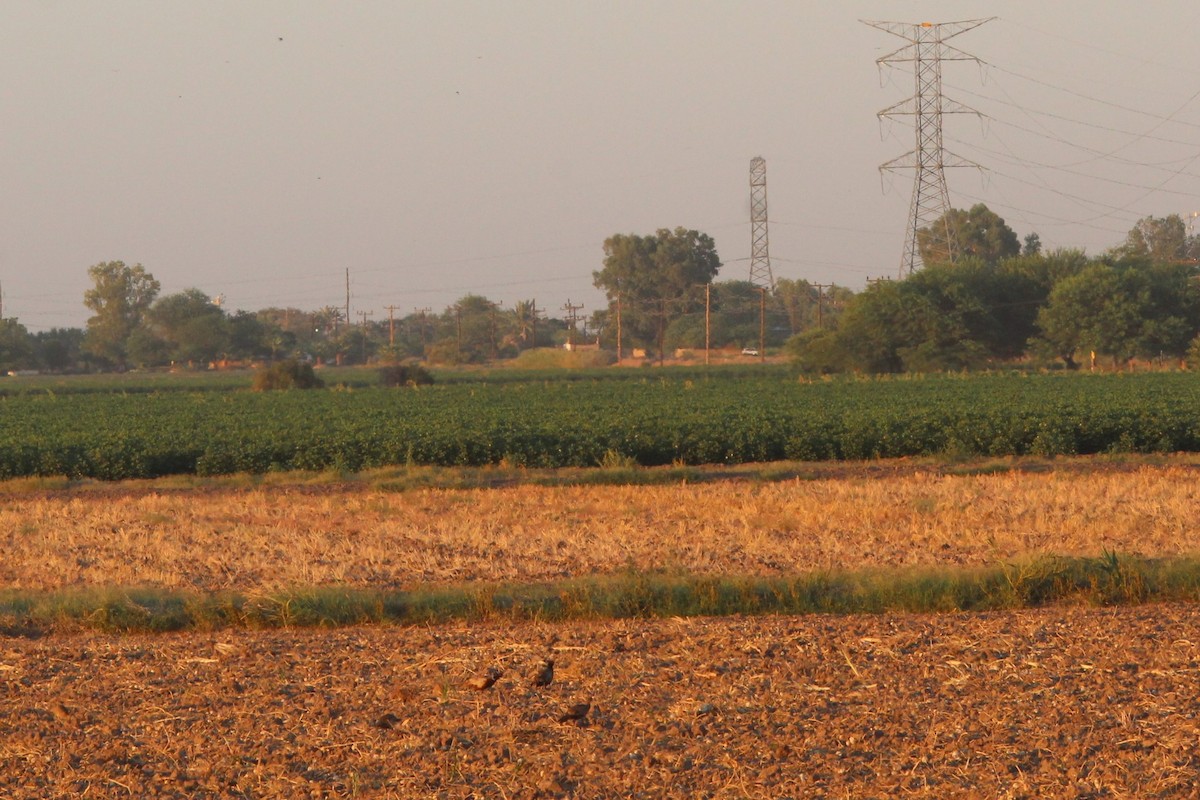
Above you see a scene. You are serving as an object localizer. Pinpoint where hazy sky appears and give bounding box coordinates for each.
[3,2,1198,331]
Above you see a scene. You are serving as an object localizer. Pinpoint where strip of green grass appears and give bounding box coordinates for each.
[3,552,1198,636]
[15,452,1199,499]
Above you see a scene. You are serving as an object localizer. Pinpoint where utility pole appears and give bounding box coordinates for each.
[748,156,775,289]
[704,283,711,366]
[658,299,668,366]
[863,18,991,276]
[415,307,431,356]
[357,310,372,364]
[489,301,500,360]
[561,299,584,349]
[812,283,831,329]
[385,305,398,348]
[344,268,351,331]
[615,290,622,364]
[530,300,540,350]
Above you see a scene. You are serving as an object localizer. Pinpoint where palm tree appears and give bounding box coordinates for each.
[511,299,539,349]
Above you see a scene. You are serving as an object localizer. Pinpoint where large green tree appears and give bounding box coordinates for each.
[999,248,1090,296]
[143,289,230,365]
[83,261,160,368]
[790,259,1044,373]
[1112,214,1200,263]
[427,294,505,365]
[1034,262,1200,367]
[32,327,85,372]
[594,227,721,356]
[0,318,34,373]
[917,203,1021,267]
[226,311,271,361]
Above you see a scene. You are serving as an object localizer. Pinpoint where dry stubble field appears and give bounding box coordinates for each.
[3,460,1200,797]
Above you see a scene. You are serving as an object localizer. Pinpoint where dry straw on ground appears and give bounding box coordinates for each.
[1,463,1198,592]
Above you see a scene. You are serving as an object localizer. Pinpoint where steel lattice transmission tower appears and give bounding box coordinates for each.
[748,156,774,289]
[863,18,992,277]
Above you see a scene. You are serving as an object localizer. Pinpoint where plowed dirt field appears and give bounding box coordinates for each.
[4,605,1199,798]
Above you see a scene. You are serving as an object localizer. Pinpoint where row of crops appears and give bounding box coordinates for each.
[3,371,1200,479]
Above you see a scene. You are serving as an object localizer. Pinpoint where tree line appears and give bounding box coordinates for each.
[0,245,845,373]
[2,209,1196,374]
[790,207,1200,372]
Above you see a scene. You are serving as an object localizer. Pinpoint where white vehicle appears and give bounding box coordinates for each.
[741,348,759,357]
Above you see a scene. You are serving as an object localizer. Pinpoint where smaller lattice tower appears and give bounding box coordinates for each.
[748,156,774,289]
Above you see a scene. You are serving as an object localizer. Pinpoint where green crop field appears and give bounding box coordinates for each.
[2,369,1199,480]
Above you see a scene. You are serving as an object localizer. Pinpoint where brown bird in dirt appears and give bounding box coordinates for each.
[532,658,555,687]
[374,712,401,730]
[466,666,503,691]
[558,702,590,724]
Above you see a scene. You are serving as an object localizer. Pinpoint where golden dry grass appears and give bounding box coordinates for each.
[2,462,1198,593]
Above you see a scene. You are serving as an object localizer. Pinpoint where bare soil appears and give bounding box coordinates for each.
[4,605,1200,798]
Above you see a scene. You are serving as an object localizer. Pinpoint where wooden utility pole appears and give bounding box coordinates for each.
[385,305,398,347]
[704,283,711,366]
[415,307,431,356]
[357,310,372,364]
[615,292,623,364]
[344,269,351,331]
[812,283,831,329]
[658,298,668,366]
[530,300,539,349]
[489,302,500,360]
[561,300,584,349]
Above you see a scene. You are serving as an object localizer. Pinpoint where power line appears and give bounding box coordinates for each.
[980,62,1200,133]
[995,18,1200,79]
[945,133,1200,201]
[947,82,1200,156]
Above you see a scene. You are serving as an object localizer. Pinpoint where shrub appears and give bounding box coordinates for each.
[252,360,324,391]
[379,364,434,387]
[510,348,617,370]
[786,329,847,374]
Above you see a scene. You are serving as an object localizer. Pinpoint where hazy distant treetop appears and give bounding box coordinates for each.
[1112,214,1200,263]
[917,204,1021,267]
